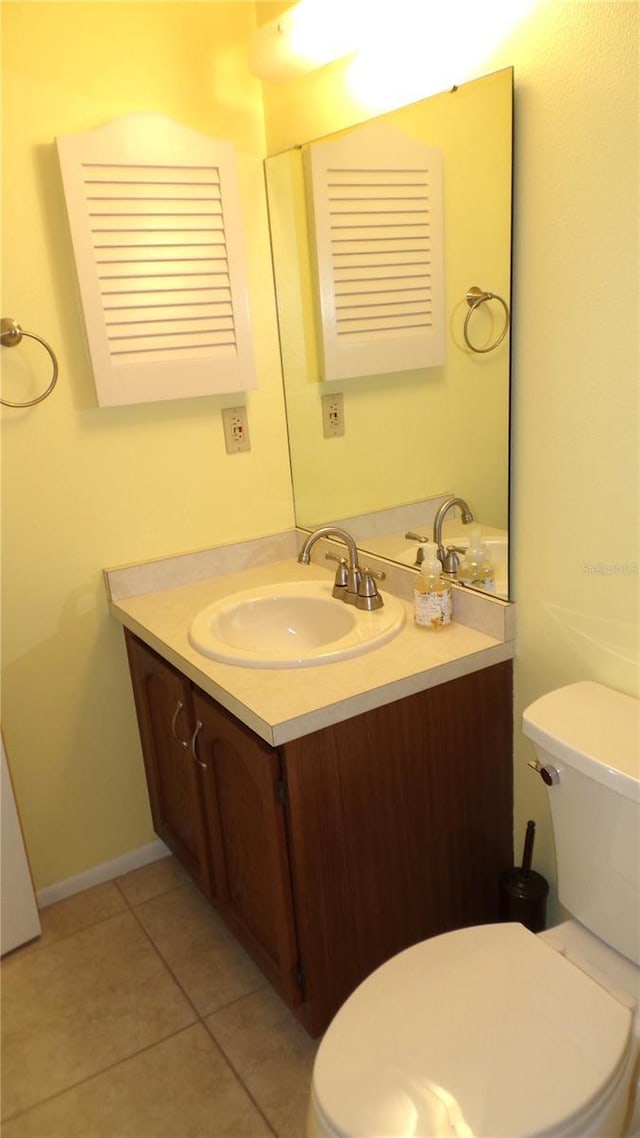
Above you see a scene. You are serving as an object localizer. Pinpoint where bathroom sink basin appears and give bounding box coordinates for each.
[189,580,405,668]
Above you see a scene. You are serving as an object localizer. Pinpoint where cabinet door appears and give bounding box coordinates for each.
[191,690,301,1007]
[125,632,214,898]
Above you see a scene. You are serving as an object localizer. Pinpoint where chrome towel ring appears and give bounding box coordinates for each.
[1,317,59,407]
[463,286,510,354]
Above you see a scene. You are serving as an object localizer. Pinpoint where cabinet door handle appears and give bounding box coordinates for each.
[190,720,207,769]
[171,700,189,748]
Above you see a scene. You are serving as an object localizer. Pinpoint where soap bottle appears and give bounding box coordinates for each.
[458,527,495,593]
[414,542,453,630]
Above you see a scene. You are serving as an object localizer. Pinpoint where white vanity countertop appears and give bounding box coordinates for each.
[107,548,514,746]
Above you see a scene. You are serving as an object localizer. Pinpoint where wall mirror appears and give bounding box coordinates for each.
[265,67,513,598]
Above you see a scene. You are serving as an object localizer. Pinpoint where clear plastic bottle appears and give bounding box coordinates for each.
[414,542,453,630]
[457,527,495,592]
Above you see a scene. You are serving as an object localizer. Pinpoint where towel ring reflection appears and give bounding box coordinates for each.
[463,286,510,354]
[1,317,59,407]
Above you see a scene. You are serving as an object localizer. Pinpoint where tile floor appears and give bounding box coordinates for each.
[1,857,318,1137]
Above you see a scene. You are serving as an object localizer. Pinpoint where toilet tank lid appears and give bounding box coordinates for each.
[523,681,639,801]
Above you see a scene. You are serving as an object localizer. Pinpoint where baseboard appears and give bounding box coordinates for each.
[36,838,171,909]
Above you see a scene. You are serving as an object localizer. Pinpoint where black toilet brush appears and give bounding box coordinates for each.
[499,819,549,932]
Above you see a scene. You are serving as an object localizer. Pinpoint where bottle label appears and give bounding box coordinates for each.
[414,586,452,628]
[462,574,496,593]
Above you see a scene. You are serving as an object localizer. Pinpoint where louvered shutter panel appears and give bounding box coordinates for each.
[305,124,444,382]
[56,114,256,406]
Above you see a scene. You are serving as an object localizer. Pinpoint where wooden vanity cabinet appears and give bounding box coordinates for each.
[282,663,513,1035]
[124,629,513,1037]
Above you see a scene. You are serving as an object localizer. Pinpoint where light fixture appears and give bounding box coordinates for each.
[249,0,364,81]
[250,0,538,89]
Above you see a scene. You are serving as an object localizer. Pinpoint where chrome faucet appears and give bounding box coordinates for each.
[298,526,384,609]
[433,496,474,573]
[298,526,361,604]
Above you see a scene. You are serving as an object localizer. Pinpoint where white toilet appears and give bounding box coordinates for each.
[307,681,640,1138]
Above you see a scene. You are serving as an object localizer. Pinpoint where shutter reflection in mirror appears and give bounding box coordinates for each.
[305,123,444,382]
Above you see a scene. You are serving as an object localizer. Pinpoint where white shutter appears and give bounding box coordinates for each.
[305,124,444,382]
[56,114,256,406]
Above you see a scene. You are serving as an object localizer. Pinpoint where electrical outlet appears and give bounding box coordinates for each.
[222,406,251,453]
[321,393,344,438]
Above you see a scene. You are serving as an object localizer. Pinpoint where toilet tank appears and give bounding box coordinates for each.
[523,682,640,966]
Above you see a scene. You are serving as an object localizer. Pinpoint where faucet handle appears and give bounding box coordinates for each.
[325,552,348,598]
[442,546,466,574]
[356,567,385,611]
[405,530,430,543]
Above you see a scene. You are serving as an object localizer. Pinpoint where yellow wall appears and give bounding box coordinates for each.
[504,0,638,902]
[2,0,638,909]
[261,0,639,908]
[1,2,294,889]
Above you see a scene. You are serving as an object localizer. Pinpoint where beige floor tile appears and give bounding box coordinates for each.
[207,986,318,1138]
[135,883,266,1017]
[21,883,128,954]
[2,1024,274,1138]
[1,911,196,1121]
[115,854,189,907]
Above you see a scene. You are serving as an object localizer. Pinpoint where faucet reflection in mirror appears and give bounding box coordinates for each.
[265,68,513,598]
[433,496,474,572]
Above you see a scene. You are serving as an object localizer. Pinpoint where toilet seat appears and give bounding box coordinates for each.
[311,923,633,1138]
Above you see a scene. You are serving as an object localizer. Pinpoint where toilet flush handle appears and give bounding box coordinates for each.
[528,759,560,786]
